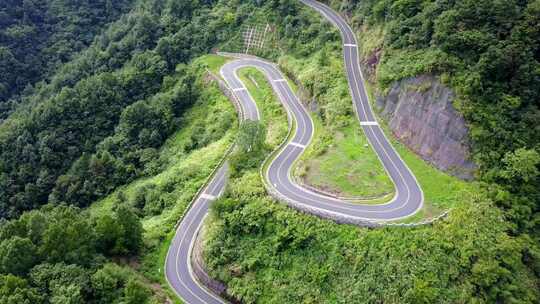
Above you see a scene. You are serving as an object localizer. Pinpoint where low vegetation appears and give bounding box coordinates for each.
[203,57,538,304]
[280,51,394,199]
[206,182,538,303]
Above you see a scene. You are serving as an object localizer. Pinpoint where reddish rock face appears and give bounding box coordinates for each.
[376,75,476,180]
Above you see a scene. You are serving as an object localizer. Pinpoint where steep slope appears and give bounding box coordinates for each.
[0,0,273,218]
[322,0,540,237]
[376,75,476,180]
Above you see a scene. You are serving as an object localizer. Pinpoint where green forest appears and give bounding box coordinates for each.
[0,0,539,303]
[0,0,133,118]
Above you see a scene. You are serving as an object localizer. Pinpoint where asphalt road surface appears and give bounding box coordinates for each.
[165,1,424,303]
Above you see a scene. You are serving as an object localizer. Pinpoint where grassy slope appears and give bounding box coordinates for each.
[202,60,538,304]
[352,21,477,220]
[237,67,288,148]
[194,54,230,75]
[89,55,237,302]
[299,115,395,199]
[279,51,394,199]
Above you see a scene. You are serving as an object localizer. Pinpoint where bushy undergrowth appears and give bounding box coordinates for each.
[203,66,539,301]
[0,203,153,303]
[205,179,539,303]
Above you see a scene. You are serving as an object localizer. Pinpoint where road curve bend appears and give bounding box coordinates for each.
[165,1,424,303]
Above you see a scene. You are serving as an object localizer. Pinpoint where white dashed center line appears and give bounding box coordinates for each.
[360,121,378,126]
[200,193,216,200]
[289,142,306,148]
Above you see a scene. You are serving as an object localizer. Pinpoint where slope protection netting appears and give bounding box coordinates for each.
[218,22,280,58]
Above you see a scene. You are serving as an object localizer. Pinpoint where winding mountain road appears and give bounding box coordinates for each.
[165,0,424,303]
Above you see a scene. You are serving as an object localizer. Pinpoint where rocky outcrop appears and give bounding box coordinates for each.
[375,75,476,180]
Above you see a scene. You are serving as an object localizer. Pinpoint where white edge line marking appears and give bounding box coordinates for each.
[186,171,228,304]
[170,168,229,304]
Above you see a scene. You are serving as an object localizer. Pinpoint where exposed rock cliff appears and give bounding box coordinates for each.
[375,75,476,180]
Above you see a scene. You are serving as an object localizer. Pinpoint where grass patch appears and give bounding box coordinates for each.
[296,115,394,199]
[278,50,394,199]
[193,54,230,75]
[237,67,288,148]
[357,24,385,58]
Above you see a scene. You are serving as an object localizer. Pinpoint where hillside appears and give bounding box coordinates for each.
[0,0,133,118]
[324,0,540,236]
[0,0,539,303]
[0,0,248,219]
[200,1,540,302]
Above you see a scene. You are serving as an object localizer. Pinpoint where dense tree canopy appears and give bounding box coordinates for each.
[0,0,228,218]
[0,0,133,117]
[0,204,147,303]
[207,185,539,303]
